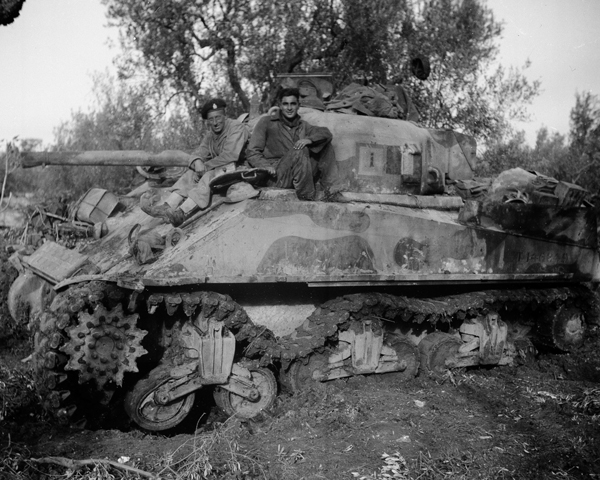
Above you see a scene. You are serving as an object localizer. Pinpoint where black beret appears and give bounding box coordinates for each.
[201,98,227,119]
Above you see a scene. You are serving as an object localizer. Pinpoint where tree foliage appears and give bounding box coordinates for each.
[479,91,600,195]
[102,0,540,143]
[5,74,203,201]
[567,91,600,190]
[48,74,203,200]
[398,0,538,140]
[0,0,26,26]
[480,126,575,181]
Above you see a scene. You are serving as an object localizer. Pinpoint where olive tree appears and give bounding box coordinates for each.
[13,74,201,200]
[565,91,600,192]
[478,90,600,196]
[103,0,539,143]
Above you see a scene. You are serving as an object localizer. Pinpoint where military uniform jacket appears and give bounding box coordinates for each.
[246,112,332,169]
[190,118,248,170]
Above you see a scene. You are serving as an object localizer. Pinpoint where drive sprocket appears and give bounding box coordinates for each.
[61,303,147,389]
[32,281,148,427]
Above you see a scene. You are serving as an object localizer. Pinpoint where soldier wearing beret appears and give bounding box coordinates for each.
[142,97,248,226]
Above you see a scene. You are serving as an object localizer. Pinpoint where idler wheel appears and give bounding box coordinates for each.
[385,333,420,380]
[213,368,277,419]
[124,365,195,431]
[418,332,461,375]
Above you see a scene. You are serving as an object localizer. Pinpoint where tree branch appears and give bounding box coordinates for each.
[572,153,600,183]
[225,38,250,110]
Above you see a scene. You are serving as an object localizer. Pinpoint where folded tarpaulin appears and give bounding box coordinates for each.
[326,83,420,121]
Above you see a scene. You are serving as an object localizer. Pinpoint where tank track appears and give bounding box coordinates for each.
[32,281,150,427]
[275,285,599,366]
[32,284,279,427]
[142,290,279,366]
[32,280,599,426]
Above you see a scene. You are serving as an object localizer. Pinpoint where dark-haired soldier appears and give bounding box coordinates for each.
[246,87,337,200]
[142,98,248,226]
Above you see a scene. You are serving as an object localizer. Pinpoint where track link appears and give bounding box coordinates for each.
[33,286,279,428]
[143,290,279,366]
[276,285,599,365]
[32,281,598,427]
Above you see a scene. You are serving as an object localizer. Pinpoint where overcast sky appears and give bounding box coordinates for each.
[487,0,600,143]
[0,0,599,148]
[0,0,117,147]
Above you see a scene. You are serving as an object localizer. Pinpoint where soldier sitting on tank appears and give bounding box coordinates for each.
[246,87,339,200]
[141,97,248,226]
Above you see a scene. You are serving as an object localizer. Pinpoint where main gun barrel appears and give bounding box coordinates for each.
[20,150,192,169]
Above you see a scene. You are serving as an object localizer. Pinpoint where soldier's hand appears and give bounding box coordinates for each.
[189,158,206,182]
[294,138,313,150]
[192,159,206,173]
[266,166,276,176]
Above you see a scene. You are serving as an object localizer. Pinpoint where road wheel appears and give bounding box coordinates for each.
[213,368,277,419]
[418,332,461,376]
[281,352,329,394]
[124,365,195,431]
[385,333,420,380]
[550,305,585,351]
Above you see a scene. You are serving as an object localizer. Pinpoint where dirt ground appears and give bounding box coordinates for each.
[1,316,599,480]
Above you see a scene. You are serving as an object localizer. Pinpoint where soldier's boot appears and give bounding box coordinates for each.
[165,207,186,227]
[171,198,200,226]
[141,201,187,227]
[141,190,186,226]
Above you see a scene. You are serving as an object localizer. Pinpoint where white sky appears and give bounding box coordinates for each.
[486,0,600,144]
[0,0,117,147]
[0,0,599,147]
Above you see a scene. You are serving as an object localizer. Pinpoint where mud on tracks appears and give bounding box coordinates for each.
[1,325,599,479]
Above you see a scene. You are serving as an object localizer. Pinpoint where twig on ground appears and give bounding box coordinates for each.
[30,456,159,479]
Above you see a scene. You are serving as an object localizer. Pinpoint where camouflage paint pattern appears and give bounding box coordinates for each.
[46,108,597,289]
[77,195,598,289]
[299,108,476,195]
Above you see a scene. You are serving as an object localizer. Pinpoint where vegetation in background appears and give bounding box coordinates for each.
[102,0,539,143]
[2,74,203,202]
[481,91,600,194]
[0,0,26,26]
[2,1,600,197]
[566,91,600,190]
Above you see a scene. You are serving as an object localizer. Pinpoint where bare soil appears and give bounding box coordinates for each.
[1,320,599,480]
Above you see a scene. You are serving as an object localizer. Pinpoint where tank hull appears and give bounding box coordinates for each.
[13,106,599,432]
[74,195,598,289]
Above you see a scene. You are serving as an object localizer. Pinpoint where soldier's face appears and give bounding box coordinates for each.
[279,95,299,121]
[206,110,225,135]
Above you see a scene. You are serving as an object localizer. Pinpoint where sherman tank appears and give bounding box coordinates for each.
[9,78,600,432]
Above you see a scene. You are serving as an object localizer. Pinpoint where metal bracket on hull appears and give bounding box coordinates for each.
[176,319,236,382]
[308,320,417,381]
[344,320,384,373]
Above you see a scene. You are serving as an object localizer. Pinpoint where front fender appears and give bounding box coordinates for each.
[8,271,55,327]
